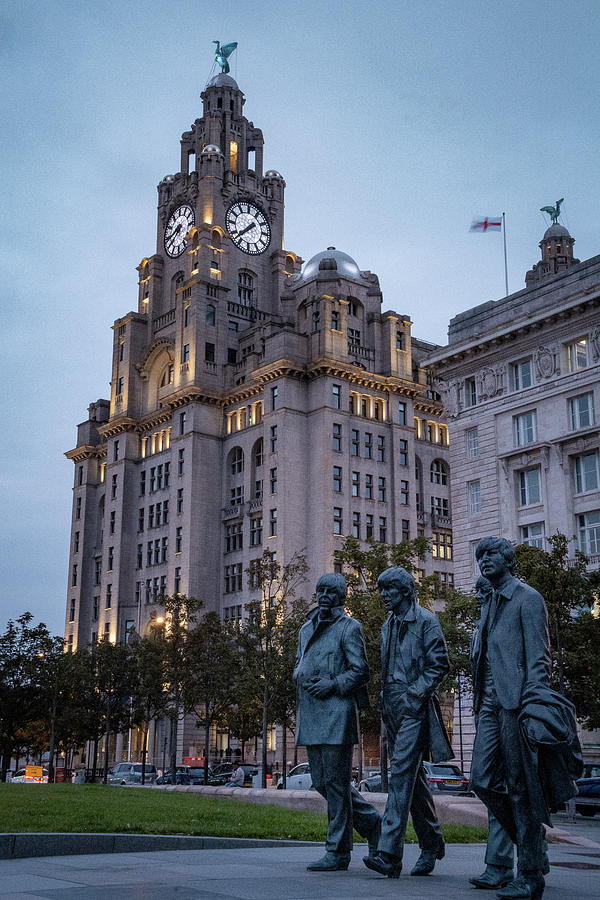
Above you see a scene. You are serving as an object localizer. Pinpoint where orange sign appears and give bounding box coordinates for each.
[25,765,44,783]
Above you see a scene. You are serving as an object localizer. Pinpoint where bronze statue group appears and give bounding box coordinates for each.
[294,537,582,899]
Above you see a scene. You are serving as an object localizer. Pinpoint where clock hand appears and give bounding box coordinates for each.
[236,221,256,238]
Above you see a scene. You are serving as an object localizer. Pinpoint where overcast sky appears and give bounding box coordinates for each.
[1,0,599,636]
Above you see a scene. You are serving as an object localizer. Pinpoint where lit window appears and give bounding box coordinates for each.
[514,411,538,446]
[569,393,595,430]
[566,338,588,372]
[519,468,541,506]
[574,451,599,493]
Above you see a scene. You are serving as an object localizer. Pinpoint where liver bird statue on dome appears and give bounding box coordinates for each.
[540,198,564,224]
[213,40,238,74]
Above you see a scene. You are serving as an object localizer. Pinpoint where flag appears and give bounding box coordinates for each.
[470,217,502,232]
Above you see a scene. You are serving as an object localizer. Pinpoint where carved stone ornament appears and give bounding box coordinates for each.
[534,346,556,379]
[438,379,459,418]
[590,328,600,363]
[479,367,499,400]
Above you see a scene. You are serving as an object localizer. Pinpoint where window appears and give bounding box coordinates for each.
[224,563,243,593]
[521,523,545,548]
[352,511,361,538]
[114,440,120,461]
[566,337,589,372]
[140,471,146,495]
[178,448,185,475]
[365,432,374,459]
[468,481,481,515]
[250,518,263,546]
[401,519,410,541]
[270,425,278,453]
[75,496,81,519]
[438,425,449,446]
[333,466,343,493]
[206,304,215,326]
[377,435,386,462]
[331,310,340,330]
[77,465,84,486]
[269,508,277,536]
[175,527,182,553]
[519,468,541,506]
[156,465,163,490]
[225,522,243,553]
[109,510,115,534]
[106,584,112,609]
[574,451,599,493]
[95,558,102,584]
[71,564,77,587]
[271,385,278,410]
[93,596,99,620]
[365,473,373,499]
[466,427,479,460]
[111,474,117,499]
[116,377,124,395]
[514,411,538,446]
[400,480,409,504]
[396,330,405,350]
[154,539,160,564]
[270,467,278,494]
[332,384,341,409]
[108,546,114,570]
[312,308,320,332]
[348,327,361,347]
[399,439,408,466]
[174,567,181,593]
[119,341,125,361]
[432,532,453,560]
[182,343,190,363]
[351,429,360,457]
[137,508,144,533]
[230,485,244,506]
[378,476,386,502]
[366,514,374,540]
[569,393,595,430]
[163,500,169,523]
[177,488,183,514]
[333,507,343,535]
[577,510,600,555]
[231,447,244,475]
[74,531,80,553]
[238,271,254,306]
[204,342,215,363]
[148,504,154,529]
[465,377,477,407]
[332,423,342,451]
[398,401,407,426]
[161,537,168,563]
[379,516,387,542]
[512,359,532,390]
[430,460,447,484]
[146,541,153,565]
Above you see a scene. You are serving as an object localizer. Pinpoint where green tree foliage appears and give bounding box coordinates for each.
[515,533,600,729]
[435,584,479,693]
[130,629,169,784]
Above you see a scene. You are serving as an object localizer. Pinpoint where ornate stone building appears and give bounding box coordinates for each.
[427,223,600,766]
[64,74,453,765]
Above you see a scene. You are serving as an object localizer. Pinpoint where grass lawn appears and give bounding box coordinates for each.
[0,785,487,844]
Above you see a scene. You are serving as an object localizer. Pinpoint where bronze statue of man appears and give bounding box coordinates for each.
[294,572,381,872]
[471,537,550,900]
[364,566,451,879]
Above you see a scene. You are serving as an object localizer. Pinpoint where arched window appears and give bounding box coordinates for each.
[159,363,174,388]
[212,229,222,249]
[230,447,244,475]
[206,304,216,326]
[238,270,255,306]
[430,460,448,485]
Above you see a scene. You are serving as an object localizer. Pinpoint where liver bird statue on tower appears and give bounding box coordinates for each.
[213,40,238,74]
[540,198,564,225]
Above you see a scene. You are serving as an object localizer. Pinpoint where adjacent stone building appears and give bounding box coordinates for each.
[64,74,453,766]
[427,224,600,766]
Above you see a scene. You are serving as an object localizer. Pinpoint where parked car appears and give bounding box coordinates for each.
[11,767,49,784]
[156,767,191,785]
[276,762,313,790]
[574,777,600,817]
[582,762,600,779]
[107,762,158,785]
[208,763,258,787]
[360,762,471,795]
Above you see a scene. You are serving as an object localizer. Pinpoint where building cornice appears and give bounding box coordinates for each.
[97,417,138,439]
[64,444,106,462]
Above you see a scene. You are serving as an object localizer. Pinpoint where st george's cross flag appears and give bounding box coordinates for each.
[470,216,502,232]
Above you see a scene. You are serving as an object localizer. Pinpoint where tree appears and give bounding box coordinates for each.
[130,630,169,785]
[515,533,600,729]
[186,611,238,783]
[237,550,309,787]
[0,614,58,781]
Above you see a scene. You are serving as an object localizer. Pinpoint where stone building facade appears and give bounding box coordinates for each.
[427,224,600,767]
[64,74,453,766]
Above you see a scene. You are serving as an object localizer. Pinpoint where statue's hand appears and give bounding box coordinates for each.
[304,676,335,698]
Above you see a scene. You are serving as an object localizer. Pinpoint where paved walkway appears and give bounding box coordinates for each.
[0,842,598,899]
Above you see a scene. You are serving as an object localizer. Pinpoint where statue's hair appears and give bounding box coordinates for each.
[316,572,347,603]
[377,566,417,601]
[475,537,516,574]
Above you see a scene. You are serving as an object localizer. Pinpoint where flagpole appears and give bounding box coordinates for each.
[502,212,509,296]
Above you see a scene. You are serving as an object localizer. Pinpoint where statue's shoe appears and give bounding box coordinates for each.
[410,844,445,876]
[306,852,350,871]
[366,820,381,860]
[363,852,402,878]
[496,874,545,899]
[469,866,514,889]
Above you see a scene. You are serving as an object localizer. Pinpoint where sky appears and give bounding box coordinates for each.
[1,0,599,636]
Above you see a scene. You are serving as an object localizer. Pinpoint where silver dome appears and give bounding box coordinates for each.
[161,174,175,183]
[543,223,571,239]
[301,247,362,282]
[201,144,224,156]
[265,169,284,179]
[206,73,240,90]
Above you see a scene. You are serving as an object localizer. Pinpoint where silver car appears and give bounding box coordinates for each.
[107,762,157,785]
[276,762,313,790]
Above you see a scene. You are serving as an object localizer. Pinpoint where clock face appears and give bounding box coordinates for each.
[225,201,271,255]
[164,204,195,258]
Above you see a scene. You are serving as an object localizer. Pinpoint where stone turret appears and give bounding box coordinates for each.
[525,223,579,286]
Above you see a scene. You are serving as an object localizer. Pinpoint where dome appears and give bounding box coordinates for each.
[543,223,571,240]
[301,247,362,282]
[265,169,284,179]
[161,174,175,183]
[206,73,240,90]
[201,144,224,157]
